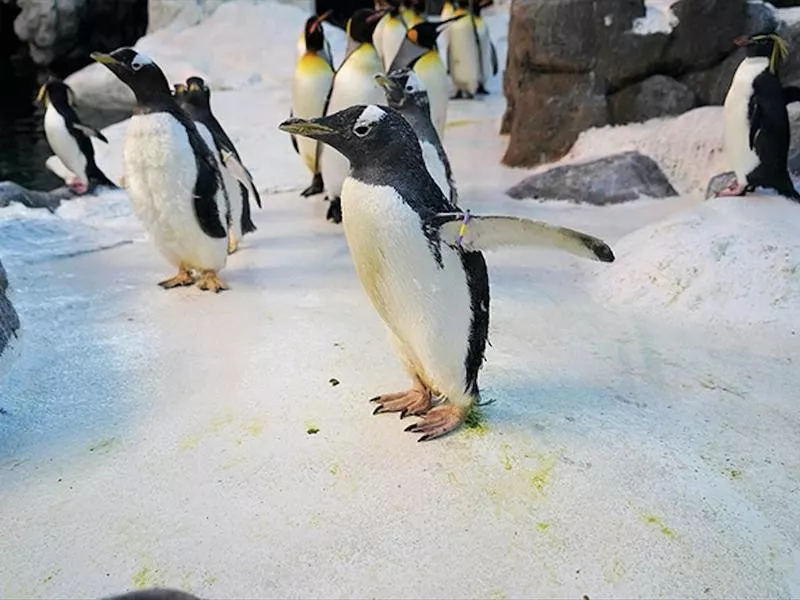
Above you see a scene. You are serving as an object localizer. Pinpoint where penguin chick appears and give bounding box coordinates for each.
[319,7,386,224]
[280,105,617,440]
[447,1,481,99]
[720,33,800,202]
[36,78,115,194]
[174,76,261,255]
[375,69,457,204]
[91,48,231,293]
[291,11,335,198]
[389,15,465,139]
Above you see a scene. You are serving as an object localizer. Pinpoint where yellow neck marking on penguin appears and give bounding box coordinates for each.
[753,34,789,75]
[408,29,418,44]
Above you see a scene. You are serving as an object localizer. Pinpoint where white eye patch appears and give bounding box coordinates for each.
[353,105,385,136]
[131,52,153,71]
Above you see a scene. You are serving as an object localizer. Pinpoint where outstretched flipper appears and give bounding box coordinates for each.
[73,123,109,143]
[221,149,262,209]
[426,212,616,263]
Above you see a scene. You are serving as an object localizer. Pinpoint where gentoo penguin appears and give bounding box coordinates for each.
[719,33,800,201]
[174,76,260,255]
[375,69,456,204]
[91,48,231,293]
[473,0,498,95]
[36,78,115,193]
[319,8,386,223]
[389,16,465,139]
[279,105,615,440]
[291,11,336,198]
[372,0,407,72]
[447,1,481,99]
[296,11,334,69]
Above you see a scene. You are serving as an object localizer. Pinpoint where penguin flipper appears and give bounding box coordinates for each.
[221,149,262,209]
[490,40,498,76]
[389,38,427,72]
[426,213,616,263]
[73,123,109,143]
[784,86,800,105]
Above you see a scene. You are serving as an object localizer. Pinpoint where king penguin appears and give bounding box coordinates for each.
[473,0,498,95]
[400,0,425,28]
[447,0,481,99]
[372,0,407,72]
[291,11,336,198]
[719,33,800,201]
[375,69,457,204]
[319,7,386,224]
[36,78,115,194]
[174,76,261,255]
[389,16,464,139]
[279,104,615,440]
[296,10,334,69]
[91,48,231,293]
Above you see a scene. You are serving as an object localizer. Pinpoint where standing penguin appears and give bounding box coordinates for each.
[173,76,261,255]
[296,10,334,68]
[375,69,456,204]
[719,33,800,201]
[400,0,425,28]
[319,8,386,223]
[279,105,615,440]
[372,0,407,72]
[291,11,336,198]
[447,1,481,99]
[473,0,498,95]
[36,78,115,194]
[389,16,465,139]
[91,48,231,293]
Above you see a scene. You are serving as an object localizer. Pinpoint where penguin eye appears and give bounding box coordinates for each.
[131,59,143,71]
[353,124,370,137]
[406,85,414,91]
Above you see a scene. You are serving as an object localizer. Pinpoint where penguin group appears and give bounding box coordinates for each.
[290,0,498,223]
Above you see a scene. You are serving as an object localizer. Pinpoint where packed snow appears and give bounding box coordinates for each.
[632,0,680,36]
[1,1,799,599]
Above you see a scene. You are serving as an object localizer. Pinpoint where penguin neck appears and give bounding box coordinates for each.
[741,55,770,73]
[398,102,435,137]
[133,94,181,116]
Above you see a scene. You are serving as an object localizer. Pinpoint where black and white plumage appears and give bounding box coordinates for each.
[279,104,616,440]
[36,78,115,193]
[91,48,231,293]
[375,69,457,204]
[174,76,260,254]
[720,33,800,202]
[473,0,498,95]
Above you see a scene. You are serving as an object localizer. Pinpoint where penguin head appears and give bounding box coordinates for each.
[347,8,386,44]
[90,48,170,103]
[173,76,211,113]
[35,78,76,109]
[375,69,430,113]
[304,10,331,53]
[279,104,416,169]
[735,33,790,73]
[407,15,465,48]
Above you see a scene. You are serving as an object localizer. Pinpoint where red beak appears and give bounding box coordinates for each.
[734,36,751,47]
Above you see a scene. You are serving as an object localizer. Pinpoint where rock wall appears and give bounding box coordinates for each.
[146,0,229,33]
[501,0,783,168]
[0,258,21,378]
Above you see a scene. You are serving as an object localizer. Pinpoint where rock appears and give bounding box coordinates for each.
[777,14,800,88]
[0,181,77,211]
[680,49,744,105]
[609,75,697,124]
[0,258,21,379]
[705,171,737,198]
[502,70,608,168]
[505,151,678,205]
[746,1,780,36]
[147,0,228,33]
[661,0,747,73]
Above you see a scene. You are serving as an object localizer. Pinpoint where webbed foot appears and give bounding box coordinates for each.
[326,197,342,224]
[158,267,195,289]
[370,381,433,419]
[301,173,324,197]
[196,270,229,293]
[404,403,468,442]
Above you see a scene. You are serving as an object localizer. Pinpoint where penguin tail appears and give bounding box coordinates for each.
[775,177,800,203]
[87,165,117,190]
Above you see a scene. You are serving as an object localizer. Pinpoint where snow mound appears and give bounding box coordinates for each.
[633,0,679,35]
[592,196,800,331]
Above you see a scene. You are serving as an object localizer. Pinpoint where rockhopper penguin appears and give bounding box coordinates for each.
[375,69,457,204]
[279,105,616,440]
[174,76,261,255]
[36,78,115,194]
[719,33,800,201]
[91,48,231,293]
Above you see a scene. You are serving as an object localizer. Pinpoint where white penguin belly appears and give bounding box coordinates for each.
[420,140,450,201]
[380,18,407,72]
[477,20,493,85]
[44,105,88,184]
[414,53,449,140]
[321,46,385,199]
[341,177,474,404]
[724,58,768,184]
[448,16,480,95]
[292,54,334,174]
[123,113,227,272]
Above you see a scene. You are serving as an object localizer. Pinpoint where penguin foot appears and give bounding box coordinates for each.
[227,235,240,255]
[326,197,342,224]
[476,85,489,95]
[196,270,229,293]
[716,182,747,197]
[158,268,196,289]
[370,385,432,418]
[301,173,324,197]
[68,179,89,195]
[404,403,468,442]
[451,91,463,100]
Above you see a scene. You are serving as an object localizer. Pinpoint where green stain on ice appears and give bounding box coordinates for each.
[88,437,117,454]
[644,515,677,540]
[132,567,153,589]
[536,522,550,533]
[729,469,742,479]
[464,406,489,435]
[305,421,320,435]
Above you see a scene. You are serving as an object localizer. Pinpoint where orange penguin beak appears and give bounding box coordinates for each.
[310,9,332,33]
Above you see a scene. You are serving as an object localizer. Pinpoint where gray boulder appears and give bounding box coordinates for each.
[0,181,78,212]
[680,49,745,105]
[506,151,678,205]
[705,171,737,198]
[609,75,697,124]
[0,258,21,377]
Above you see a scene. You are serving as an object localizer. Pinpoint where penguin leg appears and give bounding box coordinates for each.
[301,173,324,197]
[227,231,239,255]
[326,197,343,224]
[451,90,464,100]
[370,376,433,419]
[158,264,196,289]
[196,270,229,293]
[476,84,489,95]
[716,181,748,197]
[404,402,470,442]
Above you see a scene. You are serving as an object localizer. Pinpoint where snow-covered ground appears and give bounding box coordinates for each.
[2,2,800,599]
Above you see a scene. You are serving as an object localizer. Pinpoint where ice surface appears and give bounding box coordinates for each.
[1,2,799,599]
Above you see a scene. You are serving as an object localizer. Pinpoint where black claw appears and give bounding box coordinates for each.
[418,434,432,442]
[404,423,420,432]
[373,405,384,415]
[368,396,381,403]
[400,409,409,419]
